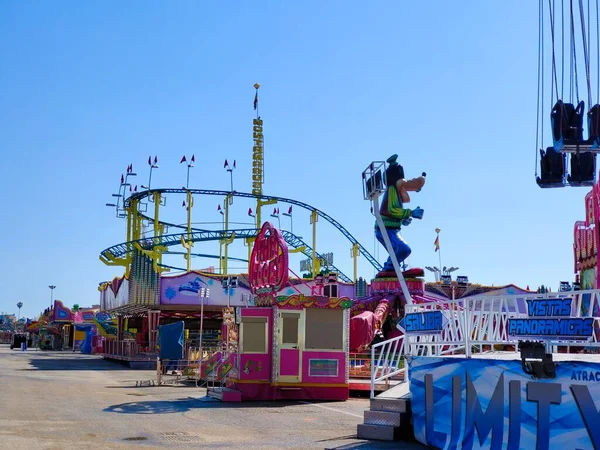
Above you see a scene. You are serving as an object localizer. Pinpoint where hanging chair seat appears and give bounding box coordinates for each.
[568,151,596,185]
[551,100,586,151]
[537,147,566,188]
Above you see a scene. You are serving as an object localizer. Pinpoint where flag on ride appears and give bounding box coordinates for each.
[434,236,440,252]
[253,91,258,110]
[180,155,187,163]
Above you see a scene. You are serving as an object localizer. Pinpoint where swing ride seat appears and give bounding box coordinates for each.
[568,150,596,186]
[551,100,586,152]
[562,103,600,154]
[537,147,566,188]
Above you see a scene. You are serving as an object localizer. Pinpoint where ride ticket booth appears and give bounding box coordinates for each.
[230,222,351,401]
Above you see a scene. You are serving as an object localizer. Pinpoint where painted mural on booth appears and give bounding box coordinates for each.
[409,356,600,450]
[160,272,352,306]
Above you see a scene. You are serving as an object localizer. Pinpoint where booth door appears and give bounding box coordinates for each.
[277,310,304,383]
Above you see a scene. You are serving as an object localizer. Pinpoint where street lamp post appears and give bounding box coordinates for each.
[142,156,159,190]
[224,159,236,192]
[48,285,56,309]
[270,207,281,229]
[180,155,195,189]
[197,287,210,385]
[282,206,294,233]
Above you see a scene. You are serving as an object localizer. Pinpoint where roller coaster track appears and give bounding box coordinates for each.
[163,251,248,263]
[100,228,354,283]
[125,188,382,272]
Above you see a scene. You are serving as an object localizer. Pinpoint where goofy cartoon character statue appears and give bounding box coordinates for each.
[375,154,426,279]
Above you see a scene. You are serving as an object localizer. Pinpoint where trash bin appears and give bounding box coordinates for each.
[21,342,26,351]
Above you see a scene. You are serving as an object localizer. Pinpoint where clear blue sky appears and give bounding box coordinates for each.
[0,1,586,318]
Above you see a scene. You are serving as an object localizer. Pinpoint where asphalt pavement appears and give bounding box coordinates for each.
[0,346,426,449]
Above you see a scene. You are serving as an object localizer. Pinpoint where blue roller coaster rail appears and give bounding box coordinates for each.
[101,228,353,283]
[122,188,382,273]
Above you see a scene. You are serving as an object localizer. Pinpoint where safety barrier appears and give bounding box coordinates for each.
[370,335,406,399]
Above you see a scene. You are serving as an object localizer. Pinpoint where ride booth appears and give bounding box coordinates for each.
[230,222,351,401]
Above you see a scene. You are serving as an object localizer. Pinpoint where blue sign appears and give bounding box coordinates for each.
[409,356,600,450]
[508,298,594,340]
[398,311,447,334]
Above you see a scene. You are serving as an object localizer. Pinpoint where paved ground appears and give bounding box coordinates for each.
[0,346,426,449]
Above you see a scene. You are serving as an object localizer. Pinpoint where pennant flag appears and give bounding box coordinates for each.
[288,205,292,214]
[154,156,158,165]
[233,160,236,169]
[134,185,138,192]
[191,154,195,163]
[148,156,152,166]
[248,208,253,216]
[182,200,186,207]
[224,159,229,168]
[128,164,133,173]
[180,155,187,163]
[273,207,277,215]
[217,204,221,211]
[434,236,440,252]
[121,174,124,184]
[254,91,258,110]
[276,208,280,214]
[129,185,132,192]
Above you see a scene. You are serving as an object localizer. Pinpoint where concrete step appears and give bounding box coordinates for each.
[364,410,402,427]
[370,397,408,413]
[356,423,398,441]
[206,388,223,400]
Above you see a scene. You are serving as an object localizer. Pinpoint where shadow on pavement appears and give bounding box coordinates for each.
[105,399,198,414]
[104,398,306,414]
[25,357,127,371]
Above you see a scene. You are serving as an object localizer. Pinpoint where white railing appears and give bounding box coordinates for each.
[370,334,406,399]
[370,289,600,398]
[405,299,468,357]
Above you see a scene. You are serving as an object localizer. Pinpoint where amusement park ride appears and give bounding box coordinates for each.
[101,85,386,287]
[98,82,435,394]
[535,0,600,188]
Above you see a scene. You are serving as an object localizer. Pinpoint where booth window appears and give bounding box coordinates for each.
[241,317,268,354]
[281,313,299,345]
[305,309,343,350]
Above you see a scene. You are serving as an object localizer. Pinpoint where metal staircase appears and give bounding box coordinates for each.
[205,351,242,402]
[356,334,413,441]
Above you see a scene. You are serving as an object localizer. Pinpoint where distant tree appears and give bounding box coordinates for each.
[72,304,80,312]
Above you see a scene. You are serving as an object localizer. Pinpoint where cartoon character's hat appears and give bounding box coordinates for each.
[385,154,404,182]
